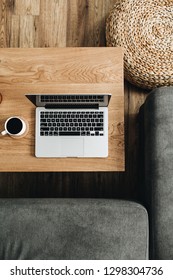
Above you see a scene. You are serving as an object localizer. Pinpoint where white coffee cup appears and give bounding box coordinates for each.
[1,116,27,137]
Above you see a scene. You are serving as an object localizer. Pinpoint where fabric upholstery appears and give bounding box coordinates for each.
[0,199,148,260]
[140,86,173,259]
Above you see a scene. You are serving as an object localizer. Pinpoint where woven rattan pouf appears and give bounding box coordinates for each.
[106,0,173,90]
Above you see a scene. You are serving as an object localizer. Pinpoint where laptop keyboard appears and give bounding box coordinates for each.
[40,111,104,136]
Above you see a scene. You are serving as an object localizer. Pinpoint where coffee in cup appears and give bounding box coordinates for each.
[1,116,28,138]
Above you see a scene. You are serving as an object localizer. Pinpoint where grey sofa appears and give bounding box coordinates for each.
[0,199,148,259]
[140,86,173,260]
[0,86,173,260]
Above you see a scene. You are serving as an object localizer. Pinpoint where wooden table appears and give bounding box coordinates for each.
[0,47,124,172]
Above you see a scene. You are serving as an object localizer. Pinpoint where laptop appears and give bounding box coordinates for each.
[26,94,111,157]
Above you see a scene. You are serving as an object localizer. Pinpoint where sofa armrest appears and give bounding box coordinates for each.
[140,86,173,259]
[0,198,148,260]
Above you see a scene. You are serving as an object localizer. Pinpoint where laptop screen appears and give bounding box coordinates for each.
[26,94,111,107]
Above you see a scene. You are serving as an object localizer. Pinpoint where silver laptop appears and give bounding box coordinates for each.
[26,94,111,157]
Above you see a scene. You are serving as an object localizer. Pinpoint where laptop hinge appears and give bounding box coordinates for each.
[45,103,99,109]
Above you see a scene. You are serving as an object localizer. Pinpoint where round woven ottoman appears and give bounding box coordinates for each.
[106,0,173,90]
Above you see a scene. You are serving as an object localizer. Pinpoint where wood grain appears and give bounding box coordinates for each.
[0,47,124,172]
[14,0,40,16]
[0,47,123,85]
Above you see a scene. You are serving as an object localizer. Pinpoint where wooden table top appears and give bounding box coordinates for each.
[0,47,124,172]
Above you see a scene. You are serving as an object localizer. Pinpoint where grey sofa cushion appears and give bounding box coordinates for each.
[0,199,148,260]
[141,86,173,259]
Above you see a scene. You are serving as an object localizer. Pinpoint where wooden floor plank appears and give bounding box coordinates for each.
[8,15,19,47]
[0,0,8,47]
[66,0,116,47]
[84,0,105,46]
[19,15,34,47]
[66,0,87,47]
[39,0,67,47]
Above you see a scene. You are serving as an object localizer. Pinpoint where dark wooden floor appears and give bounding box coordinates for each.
[0,0,148,199]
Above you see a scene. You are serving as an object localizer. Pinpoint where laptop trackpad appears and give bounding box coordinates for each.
[61,138,84,157]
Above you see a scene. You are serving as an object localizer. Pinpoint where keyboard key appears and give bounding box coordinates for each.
[40,123,47,127]
[41,127,49,131]
[59,132,80,136]
[94,127,103,131]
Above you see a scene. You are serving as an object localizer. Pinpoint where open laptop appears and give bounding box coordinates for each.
[26,94,111,157]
